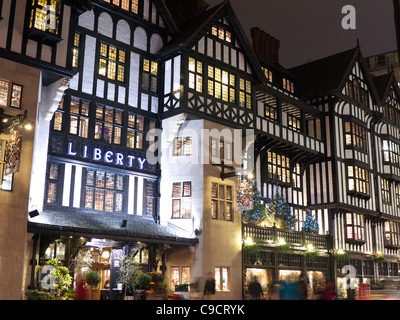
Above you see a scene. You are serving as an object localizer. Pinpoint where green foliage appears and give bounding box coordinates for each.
[135,272,152,290]
[275,243,290,253]
[117,253,141,295]
[85,270,102,288]
[241,180,266,225]
[265,193,297,230]
[302,210,319,234]
[150,272,167,293]
[74,250,94,278]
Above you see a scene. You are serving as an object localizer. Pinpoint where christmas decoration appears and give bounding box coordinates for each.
[302,210,319,234]
[265,193,296,230]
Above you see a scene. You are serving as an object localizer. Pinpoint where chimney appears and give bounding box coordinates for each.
[251,27,280,64]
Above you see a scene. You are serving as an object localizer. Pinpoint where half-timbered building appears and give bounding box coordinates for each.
[1,0,400,300]
[291,46,400,298]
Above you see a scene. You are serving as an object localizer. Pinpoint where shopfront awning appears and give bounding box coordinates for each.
[27,210,198,247]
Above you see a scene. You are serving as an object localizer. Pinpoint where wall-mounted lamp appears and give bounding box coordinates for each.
[121,219,127,228]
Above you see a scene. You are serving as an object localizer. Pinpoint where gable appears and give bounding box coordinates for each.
[162,1,264,81]
[339,51,377,108]
[192,15,254,75]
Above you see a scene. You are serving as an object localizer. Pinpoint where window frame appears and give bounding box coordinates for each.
[347,164,370,198]
[215,266,230,291]
[344,120,367,152]
[171,181,192,219]
[267,152,291,185]
[345,212,365,244]
[98,42,126,83]
[141,58,158,93]
[94,104,123,145]
[83,168,125,213]
[0,79,23,109]
[211,182,233,221]
[384,220,400,248]
[28,0,63,42]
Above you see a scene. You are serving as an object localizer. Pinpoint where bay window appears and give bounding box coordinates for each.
[345,212,365,243]
[347,165,370,196]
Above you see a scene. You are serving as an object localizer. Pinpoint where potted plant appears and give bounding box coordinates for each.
[134,272,152,300]
[85,270,102,288]
[117,253,141,299]
[85,269,102,300]
[148,271,167,300]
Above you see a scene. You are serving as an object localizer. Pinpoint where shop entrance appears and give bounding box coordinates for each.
[244,268,273,299]
[306,271,326,300]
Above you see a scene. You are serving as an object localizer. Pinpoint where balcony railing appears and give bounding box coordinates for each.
[243,224,331,249]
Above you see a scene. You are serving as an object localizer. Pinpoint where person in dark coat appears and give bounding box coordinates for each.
[203,272,216,300]
[248,276,263,300]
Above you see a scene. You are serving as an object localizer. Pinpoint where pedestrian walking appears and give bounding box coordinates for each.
[203,272,215,300]
[248,276,263,300]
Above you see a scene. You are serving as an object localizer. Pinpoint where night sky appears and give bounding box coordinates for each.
[206,0,397,68]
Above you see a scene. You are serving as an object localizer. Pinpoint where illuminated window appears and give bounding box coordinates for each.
[146,180,156,216]
[52,96,64,131]
[0,80,9,107]
[381,178,391,204]
[345,212,365,242]
[69,97,89,138]
[188,57,203,92]
[267,152,291,184]
[29,0,62,36]
[385,221,400,247]
[84,169,124,212]
[293,208,307,232]
[287,114,301,132]
[262,67,273,82]
[103,0,138,13]
[347,165,370,196]
[382,140,400,165]
[265,103,277,122]
[396,184,400,206]
[282,78,294,93]
[170,266,190,290]
[215,267,229,291]
[47,163,59,204]
[208,66,235,103]
[211,25,232,43]
[94,105,123,145]
[292,163,301,189]
[239,78,252,109]
[172,181,191,219]
[99,42,126,82]
[127,113,144,150]
[345,121,366,152]
[211,183,233,221]
[0,80,23,108]
[173,137,192,156]
[72,32,80,68]
[141,59,158,92]
[344,79,369,107]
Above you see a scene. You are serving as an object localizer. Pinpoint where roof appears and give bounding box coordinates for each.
[160,0,227,56]
[27,210,198,246]
[372,72,394,101]
[289,47,359,99]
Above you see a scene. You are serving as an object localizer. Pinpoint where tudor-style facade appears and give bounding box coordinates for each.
[290,47,400,298]
[1,0,400,300]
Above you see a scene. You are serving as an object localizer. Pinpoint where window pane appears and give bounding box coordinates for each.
[10,84,22,108]
[0,80,8,107]
[172,182,181,197]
